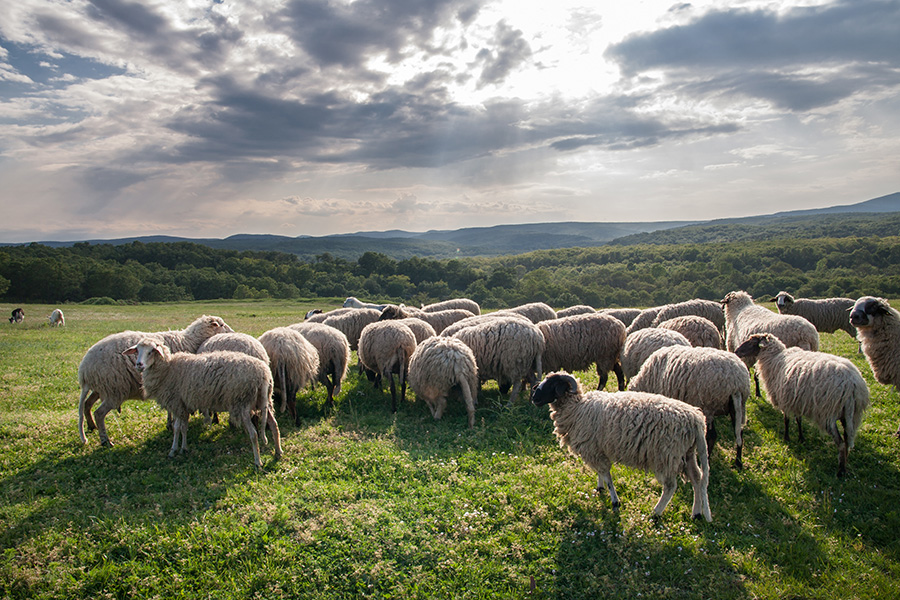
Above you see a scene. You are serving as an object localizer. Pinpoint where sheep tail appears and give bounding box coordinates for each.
[77,387,90,444]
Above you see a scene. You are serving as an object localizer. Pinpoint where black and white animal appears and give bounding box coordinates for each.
[9,308,24,323]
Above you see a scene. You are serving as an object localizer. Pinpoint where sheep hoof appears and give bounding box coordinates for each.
[693,512,705,521]
[100,439,113,448]
[611,501,620,510]
[734,459,743,470]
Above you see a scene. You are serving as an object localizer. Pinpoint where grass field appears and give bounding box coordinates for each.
[1,300,899,599]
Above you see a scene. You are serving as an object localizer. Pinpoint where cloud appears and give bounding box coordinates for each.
[475,20,533,87]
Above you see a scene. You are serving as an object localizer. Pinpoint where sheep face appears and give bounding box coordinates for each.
[733,333,779,360]
[721,291,751,309]
[849,296,890,330]
[772,292,794,312]
[122,339,168,373]
[531,372,579,407]
[378,305,405,320]
[305,309,323,320]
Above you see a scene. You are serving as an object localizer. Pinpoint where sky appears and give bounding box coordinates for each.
[0,0,898,243]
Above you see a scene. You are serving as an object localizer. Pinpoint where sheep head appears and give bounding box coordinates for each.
[122,338,169,373]
[531,372,580,407]
[850,296,892,330]
[734,333,781,360]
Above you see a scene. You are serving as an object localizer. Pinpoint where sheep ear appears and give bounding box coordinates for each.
[122,345,137,356]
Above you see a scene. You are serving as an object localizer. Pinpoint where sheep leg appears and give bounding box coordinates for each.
[240,412,263,469]
[596,469,620,509]
[266,407,282,460]
[653,476,678,517]
[783,414,791,443]
[613,363,625,391]
[460,378,477,429]
[596,368,609,390]
[388,372,398,413]
[796,416,804,443]
[827,419,848,478]
[682,454,709,521]
[82,390,100,431]
[507,379,523,406]
[93,399,118,447]
[168,417,187,457]
[731,392,744,470]
[705,421,718,459]
[754,372,761,397]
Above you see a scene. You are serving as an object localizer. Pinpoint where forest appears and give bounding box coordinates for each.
[1,235,899,308]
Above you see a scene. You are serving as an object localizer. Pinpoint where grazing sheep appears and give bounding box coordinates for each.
[77,315,234,446]
[772,291,856,338]
[657,315,722,349]
[621,328,692,381]
[396,317,437,344]
[380,304,475,334]
[439,312,532,338]
[625,306,665,336]
[735,333,868,477]
[650,299,726,333]
[598,308,642,328]
[258,327,320,426]
[358,321,418,413]
[343,296,388,311]
[9,308,24,324]
[556,305,596,318]
[531,372,711,521]
[422,298,481,315]
[538,312,627,391]
[497,302,557,324]
[288,322,351,409]
[322,308,381,351]
[198,332,269,362]
[123,339,279,468]
[305,307,352,323]
[451,315,544,405]
[850,296,900,436]
[48,308,65,327]
[408,336,479,428]
[629,345,751,468]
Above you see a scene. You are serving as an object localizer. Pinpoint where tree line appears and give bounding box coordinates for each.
[1,236,898,308]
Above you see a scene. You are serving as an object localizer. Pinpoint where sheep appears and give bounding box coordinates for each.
[321,308,381,351]
[357,321,418,413]
[422,298,481,315]
[451,315,544,405]
[628,345,751,468]
[850,296,900,436]
[77,315,234,446]
[380,304,474,334]
[597,307,642,328]
[497,302,557,324]
[407,336,479,428]
[538,312,627,391]
[771,291,857,338]
[556,305,596,318]
[343,296,388,311]
[657,315,722,349]
[198,332,268,362]
[123,339,280,469]
[624,306,664,336]
[650,299,726,333]
[395,317,436,344]
[48,308,65,327]
[287,321,351,409]
[258,327,320,426]
[439,312,532,338]
[723,291,819,355]
[531,371,711,521]
[9,308,24,323]
[734,333,869,477]
[621,327,691,381]
[305,307,352,323]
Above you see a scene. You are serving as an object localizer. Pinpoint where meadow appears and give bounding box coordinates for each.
[1,300,899,599]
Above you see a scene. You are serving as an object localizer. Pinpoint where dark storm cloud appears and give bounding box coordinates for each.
[606,0,900,111]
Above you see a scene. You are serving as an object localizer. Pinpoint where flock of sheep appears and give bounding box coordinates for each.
[69,290,900,521]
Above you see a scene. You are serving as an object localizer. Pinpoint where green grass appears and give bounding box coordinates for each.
[1,300,900,599]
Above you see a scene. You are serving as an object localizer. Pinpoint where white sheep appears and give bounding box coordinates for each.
[77,315,234,446]
[556,305,596,318]
[597,308,641,328]
[497,302,557,324]
[258,327,320,426]
[772,291,856,338]
[650,299,726,333]
[123,339,280,468]
[735,333,869,477]
[407,336,479,428]
[305,307,352,323]
[531,371,711,521]
[197,332,270,426]
[538,312,627,391]
[288,321,351,409]
[322,308,381,352]
[621,327,692,381]
[628,345,751,469]
[422,298,481,315]
[850,296,900,436]
[438,312,532,338]
[48,308,65,327]
[358,320,418,413]
[343,296,388,311]
[380,304,474,334]
[624,305,665,336]
[395,317,436,344]
[657,315,722,349]
[451,315,544,405]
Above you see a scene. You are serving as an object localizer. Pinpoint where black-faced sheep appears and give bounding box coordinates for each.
[77,315,234,446]
[258,327,320,426]
[408,336,479,428]
[621,327,692,381]
[772,291,856,338]
[538,312,626,391]
[9,308,24,323]
[850,296,900,436]
[532,372,711,521]
[422,298,481,315]
[288,322,351,409]
[657,315,722,349]
[48,308,65,327]
[124,339,280,468]
[735,333,869,477]
[358,321,418,413]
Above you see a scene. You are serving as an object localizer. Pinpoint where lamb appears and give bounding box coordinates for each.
[451,315,544,405]
[597,307,642,328]
[357,320,418,413]
[650,299,726,333]
[621,327,691,381]
[48,308,65,327]
[321,308,381,351]
[123,339,280,468]
[628,345,751,468]
[343,296,388,311]
[735,333,869,477]
[287,322,351,409]
[407,336,479,428]
[258,327,320,426]
[497,302,557,324]
[772,291,856,338]
[556,305,596,318]
[538,312,627,391]
[77,315,234,446]
[422,298,481,315]
[657,315,722,349]
[9,308,24,323]
[850,296,900,436]
[531,372,711,521]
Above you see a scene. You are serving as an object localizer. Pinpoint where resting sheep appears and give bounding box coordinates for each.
[123,339,280,468]
[621,327,691,381]
[735,333,868,477]
[343,296,388,311]
[77,315,233,446]
[408,336,479,428]
[628,345,751,468]
[850,296,900,436]
[538,312,626,391]
[48,308,65,327]
[531,372,711,521]
[257,327,320,426]
[358,321,418,413]
[422,298,481,315]
[772,291,856,338]
[657,315,722,349]
[288,322,351,409]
